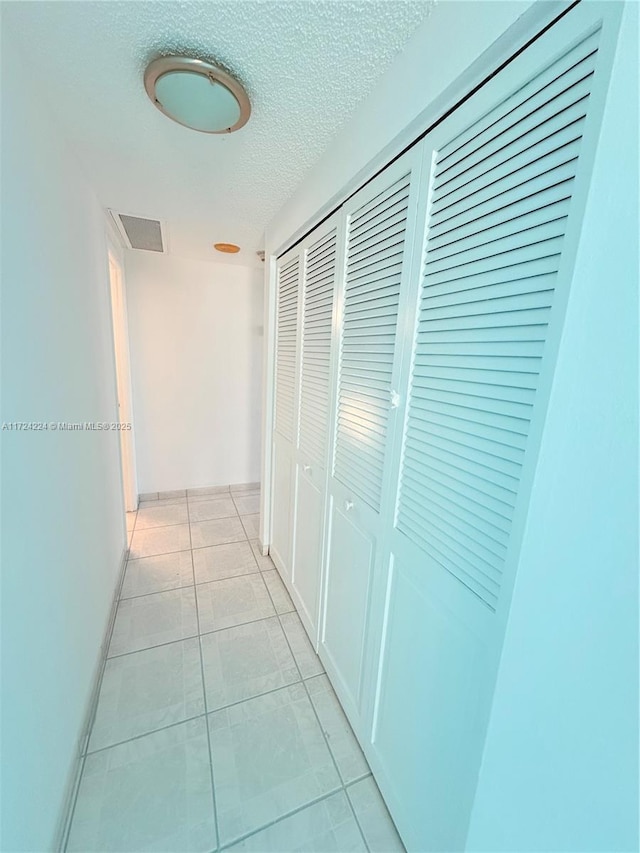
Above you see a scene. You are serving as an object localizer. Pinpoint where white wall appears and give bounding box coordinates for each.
[0,33,125,853]
[125,251,263,492]
[466,4,639,849]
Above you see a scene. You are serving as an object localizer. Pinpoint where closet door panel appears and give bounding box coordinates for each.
[396,23,606,612]
[297,226,337,468]
[270,250,301,577]
[270,435,294,578]
[289,216,340,641]
[373,554,487,853]
[367,6,622,850]
[332,168,413,512]
[274,255,299,442]
[291,466,323,632]
[321,150,423,723]
[322,500,374,703]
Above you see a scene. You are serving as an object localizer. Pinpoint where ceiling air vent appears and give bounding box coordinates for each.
[112,212,164,252]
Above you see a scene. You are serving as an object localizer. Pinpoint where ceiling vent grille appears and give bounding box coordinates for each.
[112,212,164,252]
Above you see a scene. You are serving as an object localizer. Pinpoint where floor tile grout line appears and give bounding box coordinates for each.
[244,534,264,574]
[107,631,203,661]
[106,610,291,660]
[188,498,221,852]
[190,513,245,525]
[191,532,246,550]
[86,711,209,757]
[270,604,366,843]
[265,594,304,675]
[128,535,249,562]
[118,562,267,604]
[82,670,322,758]
[216,785,347,851]
[276,613,308,683]
[116,583,196,605]
[344,773,374,790]
[127,534,258,567]
[133,511,252,534]
[299,667,372,852]
[107,634,202,660]
[121,556,273,600]
[298,661,372,851]
[258,584,369,851]
[119,580,196,602]
[127,544,193,560]
[134,500,256,518]
[301,676,347,786]
[118,562,272,602]
[271,602,372,852]
[344,786,373,853]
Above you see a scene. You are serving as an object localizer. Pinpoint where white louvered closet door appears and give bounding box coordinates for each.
[366,6,622,851]
[271,250,301,578]
[320,149,423,723]
[290,214,341,640]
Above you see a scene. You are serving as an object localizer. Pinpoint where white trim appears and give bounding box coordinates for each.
[104,209,126,254]
[258,252,278,551]
[105,238,138,512]
[284,211,343,645]
[54,547,129,852]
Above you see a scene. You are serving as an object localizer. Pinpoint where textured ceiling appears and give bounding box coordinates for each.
[2,0,435,265]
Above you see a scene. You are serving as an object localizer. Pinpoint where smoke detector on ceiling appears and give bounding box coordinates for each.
[110,211,164,252]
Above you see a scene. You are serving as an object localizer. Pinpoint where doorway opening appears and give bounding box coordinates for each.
[108,250,137,513]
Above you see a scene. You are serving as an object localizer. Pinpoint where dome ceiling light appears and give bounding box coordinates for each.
[144,56,251,134]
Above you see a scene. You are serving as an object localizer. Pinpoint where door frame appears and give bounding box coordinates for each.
[106,240,137,512]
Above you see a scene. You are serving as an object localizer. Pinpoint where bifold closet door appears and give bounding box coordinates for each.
[290,215,340,640]
[270,250,301,579]
[366,5,623,851]
[320,149,423,724]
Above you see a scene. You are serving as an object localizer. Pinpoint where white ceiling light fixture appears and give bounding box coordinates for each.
[144,56,251,134]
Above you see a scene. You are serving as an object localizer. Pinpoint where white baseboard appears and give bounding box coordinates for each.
[53,545,129,852]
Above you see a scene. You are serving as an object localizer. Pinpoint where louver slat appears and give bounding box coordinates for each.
[298,229,337,466]
[334,174,411,510]
[436,30,600,171]
[396,29,601,609]
[275,256,300,441]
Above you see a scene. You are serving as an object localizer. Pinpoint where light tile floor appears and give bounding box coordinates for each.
[66,487,405,852]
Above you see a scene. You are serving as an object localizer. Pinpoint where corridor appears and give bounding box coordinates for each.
[2,1,637,851]
[64,486,404,852]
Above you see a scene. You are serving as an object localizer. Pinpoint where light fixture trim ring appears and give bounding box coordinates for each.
[144,55,251,134]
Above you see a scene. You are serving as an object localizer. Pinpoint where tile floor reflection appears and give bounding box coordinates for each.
[66,486,404,852]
